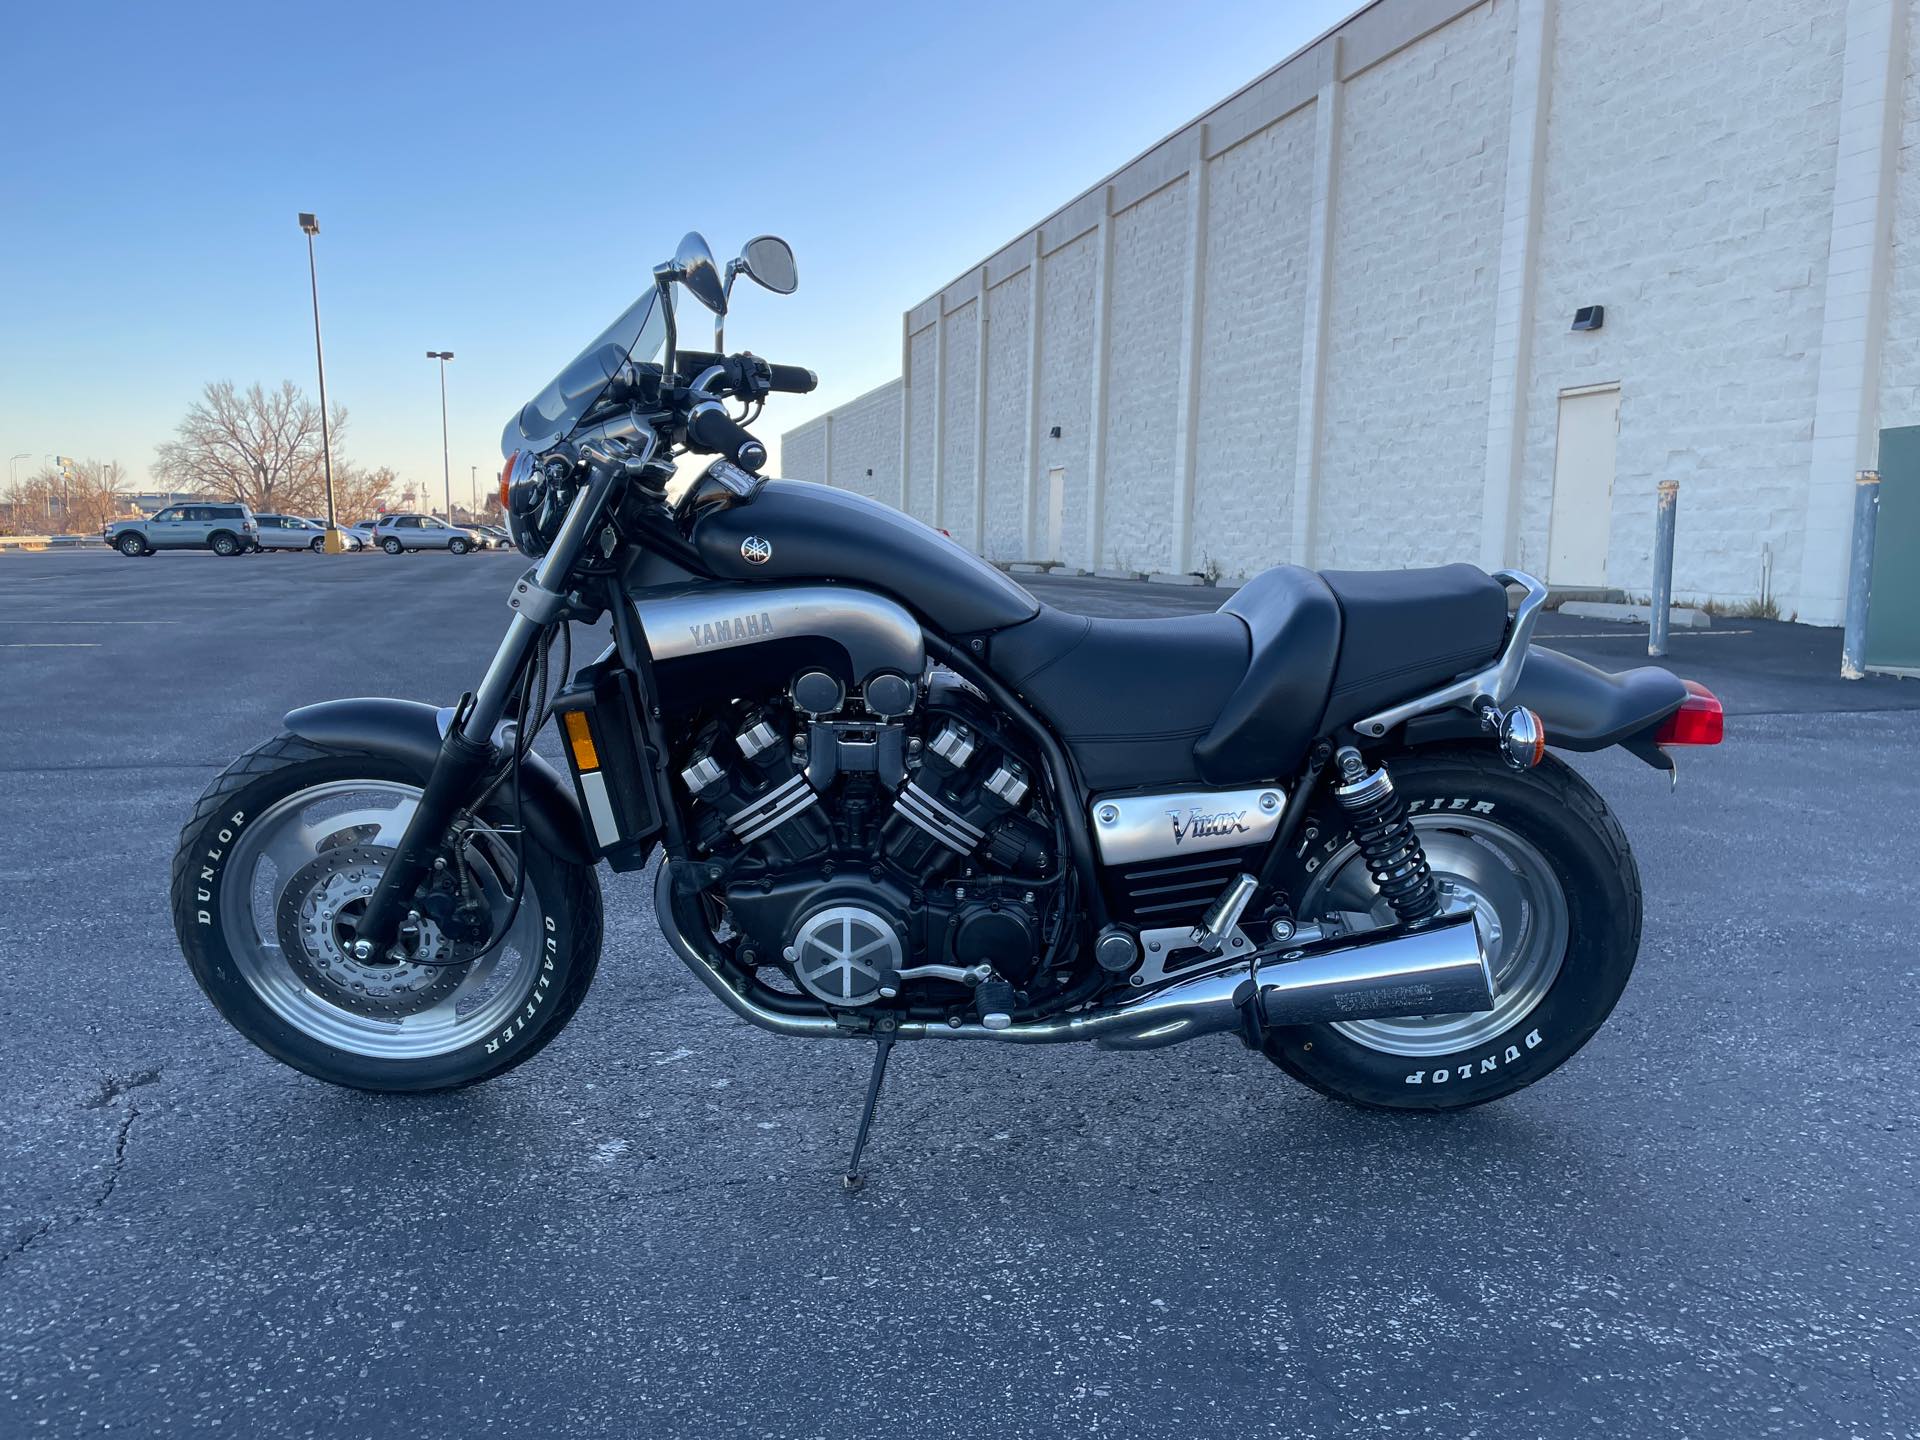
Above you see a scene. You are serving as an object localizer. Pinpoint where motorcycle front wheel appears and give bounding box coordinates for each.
[1263,747,1640,1111]
[171,735,602,1092]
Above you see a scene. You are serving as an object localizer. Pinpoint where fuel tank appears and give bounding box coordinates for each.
[689,481,1039,636]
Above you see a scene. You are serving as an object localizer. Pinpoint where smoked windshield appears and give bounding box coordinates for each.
[504,286,672,453]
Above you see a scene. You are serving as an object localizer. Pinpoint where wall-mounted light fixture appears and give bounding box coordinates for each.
[1571,305,1604,332]
[1048,425,1062,439]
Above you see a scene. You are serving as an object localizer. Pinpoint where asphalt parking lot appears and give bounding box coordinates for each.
[3,546,1917,1438]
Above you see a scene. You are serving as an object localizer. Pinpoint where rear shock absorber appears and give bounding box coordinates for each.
[1331,746,1441,925]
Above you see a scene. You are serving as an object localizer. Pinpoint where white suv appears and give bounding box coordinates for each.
[371,514,481,555]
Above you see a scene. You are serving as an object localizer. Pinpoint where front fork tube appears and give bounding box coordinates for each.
[353,455,623,954]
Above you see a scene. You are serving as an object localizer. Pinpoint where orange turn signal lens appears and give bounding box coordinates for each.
[499,452,518,512]
[562,710,600,771]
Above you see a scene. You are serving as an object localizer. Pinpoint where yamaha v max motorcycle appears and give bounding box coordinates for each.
[173,232,1724,1181]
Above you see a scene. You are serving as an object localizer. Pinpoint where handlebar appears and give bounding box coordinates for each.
[687,401,768,472]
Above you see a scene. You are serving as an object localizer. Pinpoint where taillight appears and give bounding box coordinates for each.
[1655,680,1723,746]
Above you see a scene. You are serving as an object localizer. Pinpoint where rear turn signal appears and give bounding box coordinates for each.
[1498,706,1547,769]
[1654,680,1724,746]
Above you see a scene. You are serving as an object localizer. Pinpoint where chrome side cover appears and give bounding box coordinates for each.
[1091,786,1285,866]
[633,583,925,684]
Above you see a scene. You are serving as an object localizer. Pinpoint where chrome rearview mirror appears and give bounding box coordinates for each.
[734,235,798,295]
[666,231,727,315]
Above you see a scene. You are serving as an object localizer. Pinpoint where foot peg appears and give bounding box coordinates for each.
[974,978,1018,1031]
[1190,873,1259,955]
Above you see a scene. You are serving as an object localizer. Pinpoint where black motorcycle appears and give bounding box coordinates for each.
[173,232,1725,1183]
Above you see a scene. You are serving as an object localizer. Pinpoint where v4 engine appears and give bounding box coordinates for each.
[678,670,1064,1015]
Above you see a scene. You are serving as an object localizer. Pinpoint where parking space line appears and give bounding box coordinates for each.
[1,642,102,648]
[0,619,184,625]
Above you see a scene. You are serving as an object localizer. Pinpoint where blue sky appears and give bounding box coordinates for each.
[2,0,1355,504]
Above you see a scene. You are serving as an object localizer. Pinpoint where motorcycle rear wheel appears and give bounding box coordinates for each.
[171,734,601,1092]
[1262,747,1640,1111]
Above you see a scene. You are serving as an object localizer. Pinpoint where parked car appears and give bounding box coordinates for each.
[473,524,512,550]
[105,502,258,557]
[345,521,381,548]
[254,514,365,551]
[371,514,482,554]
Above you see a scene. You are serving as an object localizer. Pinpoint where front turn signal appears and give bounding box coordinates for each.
[1654,680,1724,746]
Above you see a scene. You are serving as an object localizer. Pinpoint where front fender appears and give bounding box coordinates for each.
[282,697,593,865]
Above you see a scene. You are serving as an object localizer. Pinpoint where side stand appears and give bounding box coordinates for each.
[842,1032,895,1191]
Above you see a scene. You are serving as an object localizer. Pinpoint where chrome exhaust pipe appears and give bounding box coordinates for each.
[653,864,1493,1051]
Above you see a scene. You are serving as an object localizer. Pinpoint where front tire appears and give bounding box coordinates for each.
[1262,748,1639,1111]
[117,533,148,557]
[170,735,602,1092]
[382,537,403,555]
[448,537,470,555]
[310,536,325,552]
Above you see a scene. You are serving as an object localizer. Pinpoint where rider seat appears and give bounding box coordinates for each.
[986,564,1510,790]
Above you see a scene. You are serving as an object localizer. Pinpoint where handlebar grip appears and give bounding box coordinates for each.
[764,363,817,395]
[687,401,767,473]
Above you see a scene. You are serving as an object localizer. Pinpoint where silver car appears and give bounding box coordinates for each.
[105,502,258,557]
[254,513,364,552]
[372,513,482,554]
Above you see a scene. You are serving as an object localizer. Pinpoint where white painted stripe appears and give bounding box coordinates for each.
[2,642,101,648]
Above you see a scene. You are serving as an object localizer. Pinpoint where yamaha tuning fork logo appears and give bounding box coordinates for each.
[740,536,773,565]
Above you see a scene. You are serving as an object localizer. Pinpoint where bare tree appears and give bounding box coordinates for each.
[2,460,133,534]
[153,381,347,515]
[328,464,399,525]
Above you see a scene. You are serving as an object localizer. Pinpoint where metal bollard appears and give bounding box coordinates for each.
[1649,480,1678,657]
[1840,469,1881,681]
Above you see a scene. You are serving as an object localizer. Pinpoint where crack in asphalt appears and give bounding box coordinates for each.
[0,1074,156,1276]
[81,1068,162,1110]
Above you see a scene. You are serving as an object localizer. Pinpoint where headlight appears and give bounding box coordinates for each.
[502,450,571,558]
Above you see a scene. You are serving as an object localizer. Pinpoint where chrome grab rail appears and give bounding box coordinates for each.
[1349,569,1550,740]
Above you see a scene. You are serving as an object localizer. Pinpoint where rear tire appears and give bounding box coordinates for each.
[1261,748,1640,1111]
[210,532,240,557]
[170,735,602,1092]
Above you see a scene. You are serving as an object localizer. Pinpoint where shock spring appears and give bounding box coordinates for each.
[1332,748,1441,925]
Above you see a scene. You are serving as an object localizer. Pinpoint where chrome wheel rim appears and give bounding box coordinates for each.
[1301,813,1569,1056]
[217,780,544,1060]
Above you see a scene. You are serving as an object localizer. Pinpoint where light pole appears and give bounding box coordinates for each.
[298,213,344,552]
[470,464,477,516]
[8,454,29,530]
[426,351,454,522]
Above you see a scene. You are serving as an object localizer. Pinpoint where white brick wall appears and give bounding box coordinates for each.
[782,379,904,501]
[1191,108,1316,582]
[1316,0,1516,571]
[983,269,1032,558]
[1036,231,1098,565]
[1519,0,1847,614]
[1879,4,1920,430]
[1100,179,1189,574]
[789,0,1904,626]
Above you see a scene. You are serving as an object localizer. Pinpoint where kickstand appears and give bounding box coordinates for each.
[842,1031,896,1191]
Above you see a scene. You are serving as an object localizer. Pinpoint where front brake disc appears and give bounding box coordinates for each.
[275,845,466,1020]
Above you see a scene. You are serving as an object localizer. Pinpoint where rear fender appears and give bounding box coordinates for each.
[1403,646,1688,768]
[282,697,593,864]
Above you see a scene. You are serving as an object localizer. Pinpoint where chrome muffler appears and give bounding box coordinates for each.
[653,864,1493,1051]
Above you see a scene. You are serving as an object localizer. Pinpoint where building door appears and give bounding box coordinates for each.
[1045,466,1066,564]
[1866,426,1920,676]
[1547,385,1619,588]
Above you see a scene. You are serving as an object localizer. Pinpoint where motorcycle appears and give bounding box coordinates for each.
[172,231,1725,1184]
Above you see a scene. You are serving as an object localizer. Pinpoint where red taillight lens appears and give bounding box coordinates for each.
[1655,680,1723,746]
